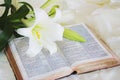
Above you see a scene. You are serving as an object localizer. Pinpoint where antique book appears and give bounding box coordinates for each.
[5,24,120,80]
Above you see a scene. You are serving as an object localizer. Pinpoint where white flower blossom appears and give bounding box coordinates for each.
[17,8,64,57]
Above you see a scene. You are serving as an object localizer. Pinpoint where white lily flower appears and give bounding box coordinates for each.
[52,8,62,22]
[17,8,64,57]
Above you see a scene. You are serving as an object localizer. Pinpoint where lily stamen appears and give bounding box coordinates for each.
[36,32,40,39]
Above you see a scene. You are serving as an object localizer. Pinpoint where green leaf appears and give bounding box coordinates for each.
[8,4,29,20]
[10,21,26,29]
[0,18,6,30]
[10,4,16,14]
[0,25,14,51]
[20,2,34,11]
[13,31,22,38]
[63,28,86,42]
[0,4,16,15]
[0,4,5,6]
[21,18,35,27]
[4,0,11,5]
[20,2,35,19]
[1,0,11,18]
[48,5,59,17]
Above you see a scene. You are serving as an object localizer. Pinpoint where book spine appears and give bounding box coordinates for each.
[5,46,23,80]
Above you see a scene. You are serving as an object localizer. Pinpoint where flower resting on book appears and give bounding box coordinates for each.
[0,0,86,57]
[17,8,64,57]
[16,1,86,57]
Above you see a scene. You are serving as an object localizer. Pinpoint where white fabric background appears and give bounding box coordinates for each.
[0,52,16,80]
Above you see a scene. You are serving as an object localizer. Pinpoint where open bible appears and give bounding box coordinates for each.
[5,24,120,80]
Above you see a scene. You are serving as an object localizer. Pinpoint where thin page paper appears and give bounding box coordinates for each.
[10,38,72,80]
[57,25,112,67]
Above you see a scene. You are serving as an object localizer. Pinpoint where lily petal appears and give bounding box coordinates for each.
[41,23,64,41]
[16,28,32,37]
[34,8,50,22]
[52,8,62,22]
[26,37,42,57]
[41,40,57,54]
[17,8,64,56]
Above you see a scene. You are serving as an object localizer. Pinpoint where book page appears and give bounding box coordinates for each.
[57,24,116,68]
[10,37,72,80]
[58,74,80,80]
